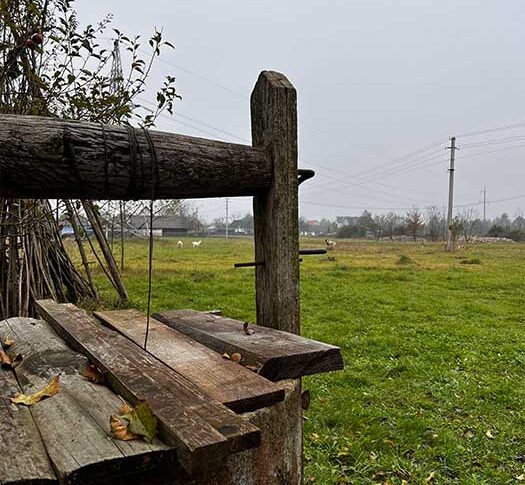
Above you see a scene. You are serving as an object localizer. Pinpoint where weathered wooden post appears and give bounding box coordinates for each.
[251,71,300,335]
[248,71,302,483]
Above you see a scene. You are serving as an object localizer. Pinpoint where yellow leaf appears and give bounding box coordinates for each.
[110,415,138,441]
[516,474,525,481]
[11,375,60,406]
[485,429,494,439]
[2,337,15,349]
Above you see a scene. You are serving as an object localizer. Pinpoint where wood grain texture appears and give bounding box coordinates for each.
[0,321,57,485]
[251,71,300,334]
[154,310,344,382]
[0,317,176,485]
[94,309,285,413]
[35,300,261,475]
[0,114,272,200]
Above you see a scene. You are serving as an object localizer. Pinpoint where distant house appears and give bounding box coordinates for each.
[228,218,254,235]
[128,215,189,237]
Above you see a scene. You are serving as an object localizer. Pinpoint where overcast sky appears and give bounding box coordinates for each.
[77,0,525,222]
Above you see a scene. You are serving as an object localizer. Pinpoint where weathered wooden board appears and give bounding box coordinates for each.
[0,317,176,484]
[94,309,285,413]
[153,310,344,381]
[35,300,261,475]
[0,114,272,200]
[0,324,57,485]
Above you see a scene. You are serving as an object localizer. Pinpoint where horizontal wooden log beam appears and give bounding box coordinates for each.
[0,115,272,200]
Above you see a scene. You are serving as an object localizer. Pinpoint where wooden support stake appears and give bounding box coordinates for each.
[251,71,300,334]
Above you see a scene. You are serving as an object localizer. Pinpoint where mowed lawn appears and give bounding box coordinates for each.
[83,237,525,484]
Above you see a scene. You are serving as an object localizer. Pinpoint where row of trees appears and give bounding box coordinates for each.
[325,207,525,242]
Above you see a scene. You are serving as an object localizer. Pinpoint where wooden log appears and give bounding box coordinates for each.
[94,309,285,413]
[251,71,300,334]
[0,114,272,200]
[0,317,178,484]
[0,324,57,484]
[153,310,344,382]
[35,300,261,475]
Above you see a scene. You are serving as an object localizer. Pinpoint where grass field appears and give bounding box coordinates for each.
[84,237,525,484]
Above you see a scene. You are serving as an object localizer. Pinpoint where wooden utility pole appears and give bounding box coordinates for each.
[482,185,487,221]
[446,136,457,251]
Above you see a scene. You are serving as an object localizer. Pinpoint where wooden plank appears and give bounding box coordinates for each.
[35,300,260,475]
[94,309,285,413]
[0,324,57,484]
[0,317,178,484]
[251,71,300,334]
[0,114,272,200]
[154,310,344,381]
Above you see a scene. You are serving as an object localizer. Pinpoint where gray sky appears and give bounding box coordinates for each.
[77,0,525,222]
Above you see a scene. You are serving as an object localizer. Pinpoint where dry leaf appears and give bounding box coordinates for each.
[0,350,12,368]
[81,364,106,385]
[118,402,133,415]
[110,415,138,441]
[243,322,255,335]
[485,429,494,439]
[231,353,242,363]
[463,429,475,439]
[2,338,15,349]
[516,474,525,481]
[11,375,60,406]
[120,401,158,442]
[0,351,22,369]
[426,471,436,482]
[222,352,231,360]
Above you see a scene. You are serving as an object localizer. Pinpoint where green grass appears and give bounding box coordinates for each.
[79,237,525,484]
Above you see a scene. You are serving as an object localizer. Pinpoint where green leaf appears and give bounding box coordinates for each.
[121,401,157,442]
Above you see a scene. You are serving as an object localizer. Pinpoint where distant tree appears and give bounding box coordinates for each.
[405,208,425,241]
[425,205,444,242]
[458,209,478,246]
[447,216,463,250]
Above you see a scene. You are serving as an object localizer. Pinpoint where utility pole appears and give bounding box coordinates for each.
[225,198,229,239]
[446,136,458,251]
[482,185,487,222]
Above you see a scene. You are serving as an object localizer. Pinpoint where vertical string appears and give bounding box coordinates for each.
[144,199,154,350]
[143,128,158,350]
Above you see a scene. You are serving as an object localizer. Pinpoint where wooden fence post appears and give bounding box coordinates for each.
[251,71,299,335]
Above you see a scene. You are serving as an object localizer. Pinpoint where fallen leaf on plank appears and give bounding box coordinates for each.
[0,350,12,368]
[222,352,231,360]
[110,415,138,441]
[243,322,255,335]
[231,353,242,363]
[2,338,15,349]
[81,364,106,385]
[11,375,60,406]
[1,351,22,369]
[114,400,158,443]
